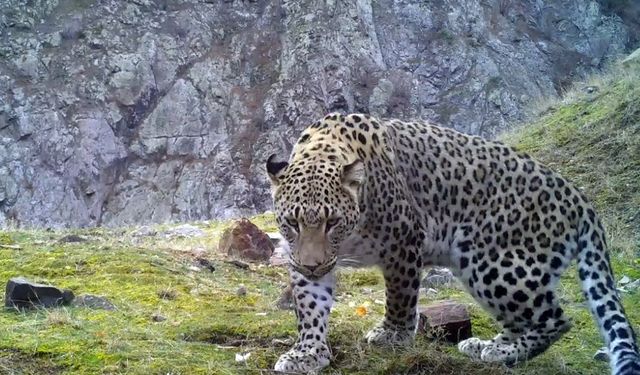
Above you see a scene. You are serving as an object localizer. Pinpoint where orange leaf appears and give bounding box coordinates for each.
[355,306,367,317]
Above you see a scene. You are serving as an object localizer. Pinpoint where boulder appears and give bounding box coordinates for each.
[418,300,472,343]
[218,218,274,262]
[5,277,74,309]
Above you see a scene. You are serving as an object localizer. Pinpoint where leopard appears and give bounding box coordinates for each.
[265,113,640,374]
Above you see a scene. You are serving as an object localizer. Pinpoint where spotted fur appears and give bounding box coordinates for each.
[266,113,640,374]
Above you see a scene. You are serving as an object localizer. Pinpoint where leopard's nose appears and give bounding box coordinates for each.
[304,264,320,273]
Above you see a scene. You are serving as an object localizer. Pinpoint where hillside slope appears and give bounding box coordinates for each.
[504,52,640,253]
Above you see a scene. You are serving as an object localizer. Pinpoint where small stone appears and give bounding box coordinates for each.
[266,232,284,247]
[584,86,599,94]
[58,234,87,243]
[593,347,609,362]
[5,277,75,309]
[158,289,177,300]
[132,226,157,237]
[418,300,472,343]
[195,257,215,272]
[188,266,201,272]
[72,294,116,310]
[619,275,631,285]
[271,338,294,346]
[151,313,167,322]
[422,267,455,288]
[225,259,250,270]
[236,284,247,297]
[620,279,640,293]
[235,352,251,363]
[163,224,204,239]
[423,288,438,297]
[88,39,104,49]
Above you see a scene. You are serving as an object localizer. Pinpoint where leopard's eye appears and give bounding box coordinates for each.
[285,217,299,233]
[325,217,341,233]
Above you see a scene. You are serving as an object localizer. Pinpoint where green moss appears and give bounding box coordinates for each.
[0,232,14,245]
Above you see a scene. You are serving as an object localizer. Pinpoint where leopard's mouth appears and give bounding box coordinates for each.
[290,258,337,280]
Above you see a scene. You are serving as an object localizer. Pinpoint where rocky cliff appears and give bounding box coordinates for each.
[0,0,637,228]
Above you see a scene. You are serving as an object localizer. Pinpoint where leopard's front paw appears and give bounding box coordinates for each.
[273,342,331,373]
[457,337,492,360]
[365,324,415,346]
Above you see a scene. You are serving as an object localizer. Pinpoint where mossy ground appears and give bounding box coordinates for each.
[1,62,640,375]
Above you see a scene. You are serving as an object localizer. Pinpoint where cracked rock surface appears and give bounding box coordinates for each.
[0,0,637,228]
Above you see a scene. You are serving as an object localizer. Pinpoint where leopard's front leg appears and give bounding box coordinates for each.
[366,246,421,346]
[274,270,335,373]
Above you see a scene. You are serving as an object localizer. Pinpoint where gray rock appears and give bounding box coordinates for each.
[151,313,167,322]
[5,277,74,309]
[236,284,247,297]
[266,232,284,247]
[422,267,456,288]
[0,0,637,228]
[619,275,631,285]
[72,294,116,311]
[593,347,609,362]
[162,224,205,239]
[619,279,640,293]
[195,257,215,272]
[58,234,88,243]
[622,48,640,67]
[131,226,157,237]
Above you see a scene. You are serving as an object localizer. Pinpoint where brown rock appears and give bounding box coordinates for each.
[218,218,274,262]
[418,300,472,343]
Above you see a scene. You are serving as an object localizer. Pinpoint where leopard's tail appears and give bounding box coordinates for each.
[576,210,640,375]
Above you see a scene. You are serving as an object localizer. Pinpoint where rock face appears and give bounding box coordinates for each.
[5,277,74,309]
[0,0,637,228]
[218,218,274,262]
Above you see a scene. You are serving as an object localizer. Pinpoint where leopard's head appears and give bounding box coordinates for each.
[266,151,364,279]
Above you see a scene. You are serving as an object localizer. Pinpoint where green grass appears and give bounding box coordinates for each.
[1,55,640,374]
[2,220,632,375]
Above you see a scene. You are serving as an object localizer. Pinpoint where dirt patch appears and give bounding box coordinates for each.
[182,328,291,348]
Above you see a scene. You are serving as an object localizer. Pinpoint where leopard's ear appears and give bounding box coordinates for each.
[341,159,365,198]
[266,153,289,186]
